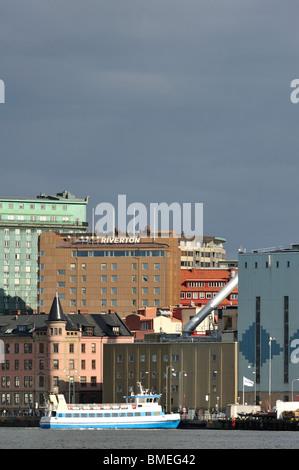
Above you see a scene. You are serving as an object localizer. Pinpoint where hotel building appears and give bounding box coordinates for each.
[38,231,181,318]
[0,191,88,314]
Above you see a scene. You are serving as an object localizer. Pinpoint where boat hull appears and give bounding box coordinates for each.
[40,417,180,429]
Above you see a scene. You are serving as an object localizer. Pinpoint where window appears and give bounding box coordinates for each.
[154,275,160,282]
[58,270,65,276]
[112,263,117,270]
[142,263,148,270]
[111,275,117,282]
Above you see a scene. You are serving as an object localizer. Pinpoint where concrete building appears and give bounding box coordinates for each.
[180,236,226,269]
[0,294,133,415]
[38,231,181,318]
[0,191,88,314]
[238,245,299,408]
[103,339,238,413]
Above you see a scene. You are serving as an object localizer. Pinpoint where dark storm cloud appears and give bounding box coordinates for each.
[0,0,299,257]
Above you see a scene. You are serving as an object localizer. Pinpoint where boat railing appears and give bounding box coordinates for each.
[65,403,131,411]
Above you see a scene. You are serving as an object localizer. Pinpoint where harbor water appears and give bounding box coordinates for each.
[0,427,298,449]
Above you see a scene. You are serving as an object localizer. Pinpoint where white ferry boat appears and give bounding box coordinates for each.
[40,383,181,429]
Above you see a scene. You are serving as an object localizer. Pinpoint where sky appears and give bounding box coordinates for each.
[1,0,299,259]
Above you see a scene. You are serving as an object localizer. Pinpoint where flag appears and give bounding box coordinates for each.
[243,376,254,387]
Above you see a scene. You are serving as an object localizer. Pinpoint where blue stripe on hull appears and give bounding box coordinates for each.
[40,421,180,430]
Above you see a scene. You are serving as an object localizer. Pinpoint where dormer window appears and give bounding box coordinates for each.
[113,326,120,335]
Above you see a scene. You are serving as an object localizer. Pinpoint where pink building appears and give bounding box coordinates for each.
[0,294,133,415]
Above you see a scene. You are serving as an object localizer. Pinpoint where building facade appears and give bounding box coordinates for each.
[38,231,181,318]
[238,245,299,407]
[103,340,238,413]
[0,191,88,314]
[0,294,133,415]
[180,236,226,269]
[180,268,238,308]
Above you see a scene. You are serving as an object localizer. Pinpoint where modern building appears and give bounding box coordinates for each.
[0,191,88,314]
[38,231,181,318]
[103,339,238,413]
[0,294,133,415]
[238,245,299,407]
[180,236,226,269]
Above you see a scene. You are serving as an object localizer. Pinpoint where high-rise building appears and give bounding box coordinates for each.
[38,231,181,318]
[0,191,88,314]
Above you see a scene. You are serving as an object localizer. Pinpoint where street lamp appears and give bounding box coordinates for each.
[248,363,256,405]
[179,371,187,413]
[269,337,275,409]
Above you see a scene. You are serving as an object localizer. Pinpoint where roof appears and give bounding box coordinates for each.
[0,311,133,338]
[181,268,238,283]
[48,293,67,322]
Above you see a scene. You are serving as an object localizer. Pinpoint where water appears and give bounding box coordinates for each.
[0,427,298,449]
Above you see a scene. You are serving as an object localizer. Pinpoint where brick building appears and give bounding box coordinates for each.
[180,268,238,308]
[38,231,181,318]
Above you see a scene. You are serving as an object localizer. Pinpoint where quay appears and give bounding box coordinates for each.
[0,416,40,427]
[178,413,299,431]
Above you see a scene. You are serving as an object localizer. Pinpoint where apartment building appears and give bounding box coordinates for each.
[180,236,226,269]
[38,231,181,318]
[0,294,133,414]
[0,191,88,314]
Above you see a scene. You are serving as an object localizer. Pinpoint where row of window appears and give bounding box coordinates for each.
[116,353,181,363]
[2,359,98,372]
[0,215,71,222]
[181,292,238,300]
[244,260,291,269]
[51,274,161,283]
[187,282,225,287]
[72,250,165,258]
[55,411,162,418]
[0,203,68,211]
[2,342,97,355]
[1,392,37,405]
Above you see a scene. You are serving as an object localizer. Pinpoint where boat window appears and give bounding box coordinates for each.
[145,412,151,416]
[73,413,80,418]
[127,412,133,417]
[119,413,126,417]
[52,411,56,417]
